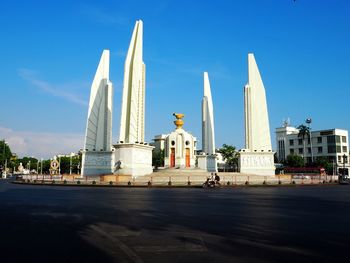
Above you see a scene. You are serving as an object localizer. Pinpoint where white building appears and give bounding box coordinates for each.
[276,126,349,174]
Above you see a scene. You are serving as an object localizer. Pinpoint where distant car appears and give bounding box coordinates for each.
[292,175,310,179]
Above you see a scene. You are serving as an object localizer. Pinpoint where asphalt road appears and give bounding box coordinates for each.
[0,179,349,263]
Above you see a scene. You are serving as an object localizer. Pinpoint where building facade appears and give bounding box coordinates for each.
[276,126,349,173]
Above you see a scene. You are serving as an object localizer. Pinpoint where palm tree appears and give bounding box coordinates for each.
[297,124,310,164]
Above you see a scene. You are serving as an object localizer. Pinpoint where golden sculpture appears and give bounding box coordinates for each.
[173,113,184,129]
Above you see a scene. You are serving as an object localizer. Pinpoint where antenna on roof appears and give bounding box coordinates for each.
[282,118,290,128]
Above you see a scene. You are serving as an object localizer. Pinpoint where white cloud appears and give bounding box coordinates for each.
[0,126,84,159]
[18,68,88,106]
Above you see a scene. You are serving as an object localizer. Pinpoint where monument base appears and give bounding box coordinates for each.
[197,155,217,172]
[238,151,275,176]
[81,150,114,176]
[113,143,154,177]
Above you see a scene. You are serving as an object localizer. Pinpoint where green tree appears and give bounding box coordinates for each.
[152,149,165,169]
[314,156,333,174]
[57,155,81,174]
[297,124,310,164]
[18,157,38,170]
[217,144,238,167]
[41,160,51,174]
[286,154,304,167]
[0,140,12,167]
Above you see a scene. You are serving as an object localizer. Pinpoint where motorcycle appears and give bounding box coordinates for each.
[202,178,220,188]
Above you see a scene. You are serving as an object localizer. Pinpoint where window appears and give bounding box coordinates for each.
[336,136,341,143]
[299,148,303,154]
[327,136,336,144]
[342,136,347,143]
[171,140,175,146]
[318,147,323,153]
[290,149,294,154]
[337,146,341,153]
[320,130,334,136]
[308,148,311,154]
[317,137,322,143]
[289,139,294,146]
[328,145,336,153]
[307,138,311,144]
[298,139,303,145]
[343,146,348,153]
[338,156,342,162]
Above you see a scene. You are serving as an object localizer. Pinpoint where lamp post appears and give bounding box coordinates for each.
[2,140,6,176]
[343,154,347,176]
[306,118,313,163]
[3,141,7,176]
[40,158,43,178]
[58,155,61,175]
[69,153,73,175]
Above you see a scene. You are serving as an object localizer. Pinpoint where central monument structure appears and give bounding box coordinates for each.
[114,20,153,177]
[238,53,275,176]
[163,114,197,169]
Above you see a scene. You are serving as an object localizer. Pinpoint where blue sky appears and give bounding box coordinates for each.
[1,0,350,158]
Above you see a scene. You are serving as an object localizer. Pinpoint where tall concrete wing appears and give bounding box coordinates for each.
[114,20,153,178]
[119,20,145,143]
[244,53,272,151]
[202,72,216,155]
[84,50,113,151]
[81,50,114,176]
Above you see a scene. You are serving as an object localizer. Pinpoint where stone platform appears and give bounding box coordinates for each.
[96,169,289,186]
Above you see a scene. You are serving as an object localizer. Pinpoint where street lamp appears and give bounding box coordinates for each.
[77,162,80,175]
[40,158,43,177]
[58,155,61,175]
[306,118,313,163]
[2,140,6,170]
[3,141,7,176]
[28,160,31,173]
[70,152,74,175]
[343,154,347,176]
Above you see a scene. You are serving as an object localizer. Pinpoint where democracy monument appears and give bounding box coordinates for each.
[81,19,276,180]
